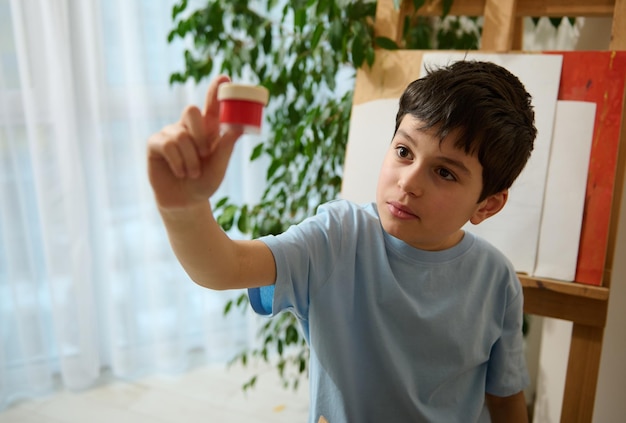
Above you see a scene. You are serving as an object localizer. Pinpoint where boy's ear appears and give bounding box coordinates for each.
[470,190,508,225]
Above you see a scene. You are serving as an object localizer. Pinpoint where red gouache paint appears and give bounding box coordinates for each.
[217,83,269,134]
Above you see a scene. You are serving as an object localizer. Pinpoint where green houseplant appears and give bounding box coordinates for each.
[167,0,480,390]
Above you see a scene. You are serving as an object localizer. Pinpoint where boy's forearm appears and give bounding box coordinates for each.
[486,391,528,423]
[158,202,239,290]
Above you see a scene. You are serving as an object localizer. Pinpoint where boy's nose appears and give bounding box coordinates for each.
[398,165,425,197]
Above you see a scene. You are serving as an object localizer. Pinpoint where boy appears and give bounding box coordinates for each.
[147,60,535,422]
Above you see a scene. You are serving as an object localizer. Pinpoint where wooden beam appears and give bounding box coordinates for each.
[560,324,605,422]
[377,0,617,46]
[611,0,626,48]
[405,0,616,17]
[520,276,609,301]
[515,0,616,17]
[511,17,525,50]
[520,277,609,327]
[603,0,626,286]
[481,0,517,51]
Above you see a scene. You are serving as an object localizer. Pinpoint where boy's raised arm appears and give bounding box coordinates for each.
[147,75,276,290]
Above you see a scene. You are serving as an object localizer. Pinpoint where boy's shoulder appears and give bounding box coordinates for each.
[465,231,522,291]
[473,233,515,266]
[469,232,510,259]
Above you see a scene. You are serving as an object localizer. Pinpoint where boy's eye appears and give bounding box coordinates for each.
[395,146,411,159]
[437,168,457,181]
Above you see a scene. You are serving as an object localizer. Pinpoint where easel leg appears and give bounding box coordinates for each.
[560,324,605,423]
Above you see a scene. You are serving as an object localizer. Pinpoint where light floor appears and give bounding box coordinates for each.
[0,361,310,423]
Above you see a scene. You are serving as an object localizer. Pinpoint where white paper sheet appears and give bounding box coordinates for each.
[534,101,596,281]
[421,53,563,274]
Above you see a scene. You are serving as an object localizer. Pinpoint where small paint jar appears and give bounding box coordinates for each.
[217,83,270,134]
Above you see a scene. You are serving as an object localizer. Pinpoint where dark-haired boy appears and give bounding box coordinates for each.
[147,60,535,422]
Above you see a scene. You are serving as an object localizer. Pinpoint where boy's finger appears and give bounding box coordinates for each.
[203,74,231,118]
[181,105,210,158]
[150,124,199,179]
[176,136,201,179]
[159,133,186,178]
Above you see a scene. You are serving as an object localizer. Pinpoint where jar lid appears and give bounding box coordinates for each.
[217,83,269,105]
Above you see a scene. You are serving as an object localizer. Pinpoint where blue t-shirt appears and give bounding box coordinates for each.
[249,200,528,422]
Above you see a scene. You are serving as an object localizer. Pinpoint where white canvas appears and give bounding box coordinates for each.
[341,99,397,205]
[534,100,596,281]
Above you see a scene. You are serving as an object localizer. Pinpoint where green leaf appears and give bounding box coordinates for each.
[237,205,249,233]
[442,0,453,17]
[285,324,299,345]
[266,159,282,179]
[351,39,365,68]
[262,26,273,54]
[549,17,563,28]
[168,72,184,85]
[294,8,306,31]
[216,204,237,231]
[315,0,329,15]
[214,197,229,209]
[236,293,248,306]
[329,19,344,52]
[412,0,425,12]
[243,375,257,391]
[223,299,233,315]
[393,0,402,10]
[310,23,325,50]
[172,0,188,20]
[250,142,265,161]
[375,36,399,50]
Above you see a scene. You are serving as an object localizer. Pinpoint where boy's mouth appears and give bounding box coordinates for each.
[387,201,418,219]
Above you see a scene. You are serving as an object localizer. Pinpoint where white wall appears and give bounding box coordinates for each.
[594,177,626,422]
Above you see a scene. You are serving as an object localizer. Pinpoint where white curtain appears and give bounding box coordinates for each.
[0,0,257,410]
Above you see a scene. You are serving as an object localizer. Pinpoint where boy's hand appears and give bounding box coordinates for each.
[147,75,243,209]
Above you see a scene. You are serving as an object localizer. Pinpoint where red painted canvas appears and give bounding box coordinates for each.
[546,51,626,285]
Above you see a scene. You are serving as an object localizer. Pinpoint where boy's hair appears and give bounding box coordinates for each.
[395,60,537,202]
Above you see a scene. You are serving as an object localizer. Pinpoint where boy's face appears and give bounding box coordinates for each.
[376,115,506,251]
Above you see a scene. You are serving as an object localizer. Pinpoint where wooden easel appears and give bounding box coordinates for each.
[365,1,626,422]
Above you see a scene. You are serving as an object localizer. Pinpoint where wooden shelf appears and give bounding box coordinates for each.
[519,275,609,301]
[520,276,609,327]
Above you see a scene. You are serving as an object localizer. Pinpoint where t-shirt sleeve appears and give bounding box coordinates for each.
[485,281,530,396]
[248,284,274,316]
[247,201,346,321]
